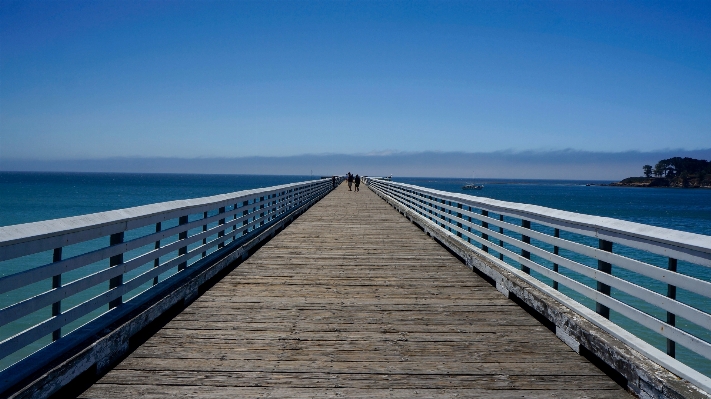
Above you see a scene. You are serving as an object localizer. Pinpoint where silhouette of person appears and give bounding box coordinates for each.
[354,174,360,192]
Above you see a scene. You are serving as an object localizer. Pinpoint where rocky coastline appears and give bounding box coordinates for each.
[609,157,711,188]
[609,176,710,188]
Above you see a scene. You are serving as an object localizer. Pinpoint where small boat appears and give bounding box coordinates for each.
[379,175,392,181]
[463,171,483,190]
[462,183,483,190]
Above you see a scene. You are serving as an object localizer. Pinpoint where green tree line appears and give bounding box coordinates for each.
[642,157,711,178]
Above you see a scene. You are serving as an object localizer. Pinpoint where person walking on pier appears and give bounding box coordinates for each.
[347,172,353,191]
[354,174,360,192]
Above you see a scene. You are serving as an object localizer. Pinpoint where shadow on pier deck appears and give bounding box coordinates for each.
[78,183,629,398]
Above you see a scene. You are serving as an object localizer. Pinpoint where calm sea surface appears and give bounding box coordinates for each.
[0,172,316,227]
[1,172,710,376]
[4,173,708,235]
[395,177,711,234]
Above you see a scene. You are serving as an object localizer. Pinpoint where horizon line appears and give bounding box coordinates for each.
[3,148,710,180]
[3,147,711,162]
[0,170,617,182]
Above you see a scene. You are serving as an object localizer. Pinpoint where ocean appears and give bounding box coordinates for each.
[1,172,710,376]
[395,177,711,234]
[0,172,316,227]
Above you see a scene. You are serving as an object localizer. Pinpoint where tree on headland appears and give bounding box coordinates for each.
[663,157,710,177]
[620,157,710,187]
[645,158,710,184]
[653,162,665,177]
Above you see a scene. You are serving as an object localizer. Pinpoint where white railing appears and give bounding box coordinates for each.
[0,178,335,375]
[366,178,711,392]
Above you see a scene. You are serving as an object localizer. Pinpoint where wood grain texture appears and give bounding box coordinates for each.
[80,183,629,398]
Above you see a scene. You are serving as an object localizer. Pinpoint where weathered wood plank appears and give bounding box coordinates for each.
[93,369,624,390]
[80,183,629,398]
[80,385,628,399]
[112,358,603,374]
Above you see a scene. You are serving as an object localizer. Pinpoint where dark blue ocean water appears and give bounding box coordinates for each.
[1,172,710,376]
[4,173,708,235]
[395,177,711,234]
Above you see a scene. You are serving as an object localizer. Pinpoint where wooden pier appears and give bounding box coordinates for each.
[79,184,629,398]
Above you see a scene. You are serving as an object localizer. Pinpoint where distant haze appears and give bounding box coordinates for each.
[3,149,710,180]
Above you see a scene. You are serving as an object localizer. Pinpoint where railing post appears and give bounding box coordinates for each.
[177,215,189,271]
[553,228,559,290]
[467,207,473,244]
[202,212,208,257]
[243,200,249,235]
[456,203,463,238]
[52,247,62,341]
[481,210,489,253]
[667,257,677,358]
[521,220,531,274]
[217,207,226,249]
[498,215,504,261]
[259,197,265,226]
[153,222,161,286]
[233,203,238,241]
[266,195,271,221]
[596,239,613,319]
[109,232,124,309]
[447,202,452,230]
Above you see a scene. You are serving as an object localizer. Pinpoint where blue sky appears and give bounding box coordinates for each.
[1,1,710,162]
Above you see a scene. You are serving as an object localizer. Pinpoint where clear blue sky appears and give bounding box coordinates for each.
[1,1,710,160]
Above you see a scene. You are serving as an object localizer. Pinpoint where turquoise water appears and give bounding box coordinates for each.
[1,172,710,377]
[0,172,315,227]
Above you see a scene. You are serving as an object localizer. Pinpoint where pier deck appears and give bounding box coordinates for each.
[79,184,629,398]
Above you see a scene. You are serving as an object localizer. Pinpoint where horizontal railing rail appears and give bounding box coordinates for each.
[0,178,339,377]
[365,178,711,392]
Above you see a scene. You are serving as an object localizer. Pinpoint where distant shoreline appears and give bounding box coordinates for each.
[610,176,710,189]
